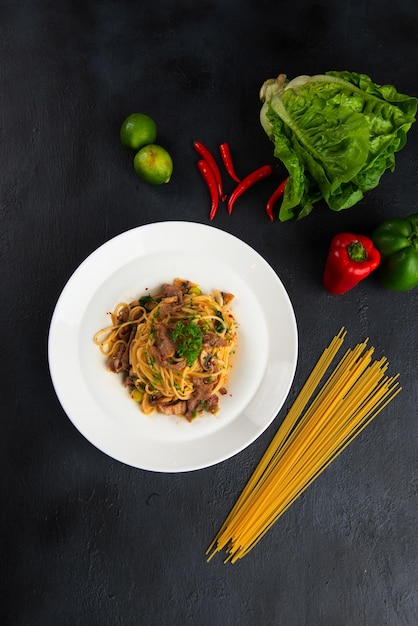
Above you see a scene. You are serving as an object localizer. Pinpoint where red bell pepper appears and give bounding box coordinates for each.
[323,233,381,295]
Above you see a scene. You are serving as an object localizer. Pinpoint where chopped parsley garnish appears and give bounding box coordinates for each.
[172,321,203,366]
[138,294,154,307]
[191,400,207,420]
[214,311,225,333]
[145,352,155,367]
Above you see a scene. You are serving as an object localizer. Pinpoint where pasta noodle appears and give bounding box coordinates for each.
[206,328,401,562]
[94,279,238,421]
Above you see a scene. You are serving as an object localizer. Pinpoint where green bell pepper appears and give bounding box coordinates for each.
[372,213,418,291]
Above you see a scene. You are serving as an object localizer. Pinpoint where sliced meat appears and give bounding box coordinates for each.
[185,379,216,421]
[154,322,176,358]
[123,375,135,388]
[153,283,185,318]
[162,282,183,301]
[190,377,216,397]
[184,396,204,421]
[158,299,182,318]
[173,278,191,293]
[205,394,219,414]
[164,359,187,371]
[107,327,136,373]
[202,332,229,348]
[107,343,125,373]
[149,346,186,371]
[156,400,187,416]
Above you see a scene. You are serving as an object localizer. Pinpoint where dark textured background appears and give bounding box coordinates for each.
[1,1,417,625]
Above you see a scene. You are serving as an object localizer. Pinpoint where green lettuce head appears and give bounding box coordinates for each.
[260,71,417,221]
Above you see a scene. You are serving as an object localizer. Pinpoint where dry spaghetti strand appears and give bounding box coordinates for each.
[206,329,401,563]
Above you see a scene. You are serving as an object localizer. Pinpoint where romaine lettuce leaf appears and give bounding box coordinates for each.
[260,71,417,221]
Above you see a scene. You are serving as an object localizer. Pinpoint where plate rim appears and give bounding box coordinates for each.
[48,221,298,472]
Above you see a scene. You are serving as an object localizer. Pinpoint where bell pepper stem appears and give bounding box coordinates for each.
[347,240,367,262]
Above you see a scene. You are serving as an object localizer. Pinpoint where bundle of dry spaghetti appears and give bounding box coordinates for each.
[206,328,401,563]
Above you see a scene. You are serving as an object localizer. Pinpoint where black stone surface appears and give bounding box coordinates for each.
[1,1,417,625]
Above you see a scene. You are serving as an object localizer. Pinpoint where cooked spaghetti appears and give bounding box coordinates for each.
[206,328,401,562]
[94,279,238,421]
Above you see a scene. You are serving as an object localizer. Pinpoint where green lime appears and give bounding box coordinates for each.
[133,144,173,185]
[120,113,157,151]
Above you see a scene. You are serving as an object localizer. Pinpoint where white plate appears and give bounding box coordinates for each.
[48,221,298,472]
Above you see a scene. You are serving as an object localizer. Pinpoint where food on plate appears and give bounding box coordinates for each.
[207,328,401,562]
[120,112,157,151]
[94,279,238,421]
[260,71,417,221]
[372,212,418,291]
[323,232,381,295]
[133,144,173,184]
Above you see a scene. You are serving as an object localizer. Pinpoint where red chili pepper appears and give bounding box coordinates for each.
[193,141,226,201]
[266,178,288,222]
[197,159,219,220]
[219,142,241,183]
[323,233,381,295]
[227,165,272,214]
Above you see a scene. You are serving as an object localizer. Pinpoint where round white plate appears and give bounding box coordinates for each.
[48,221,298,472]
